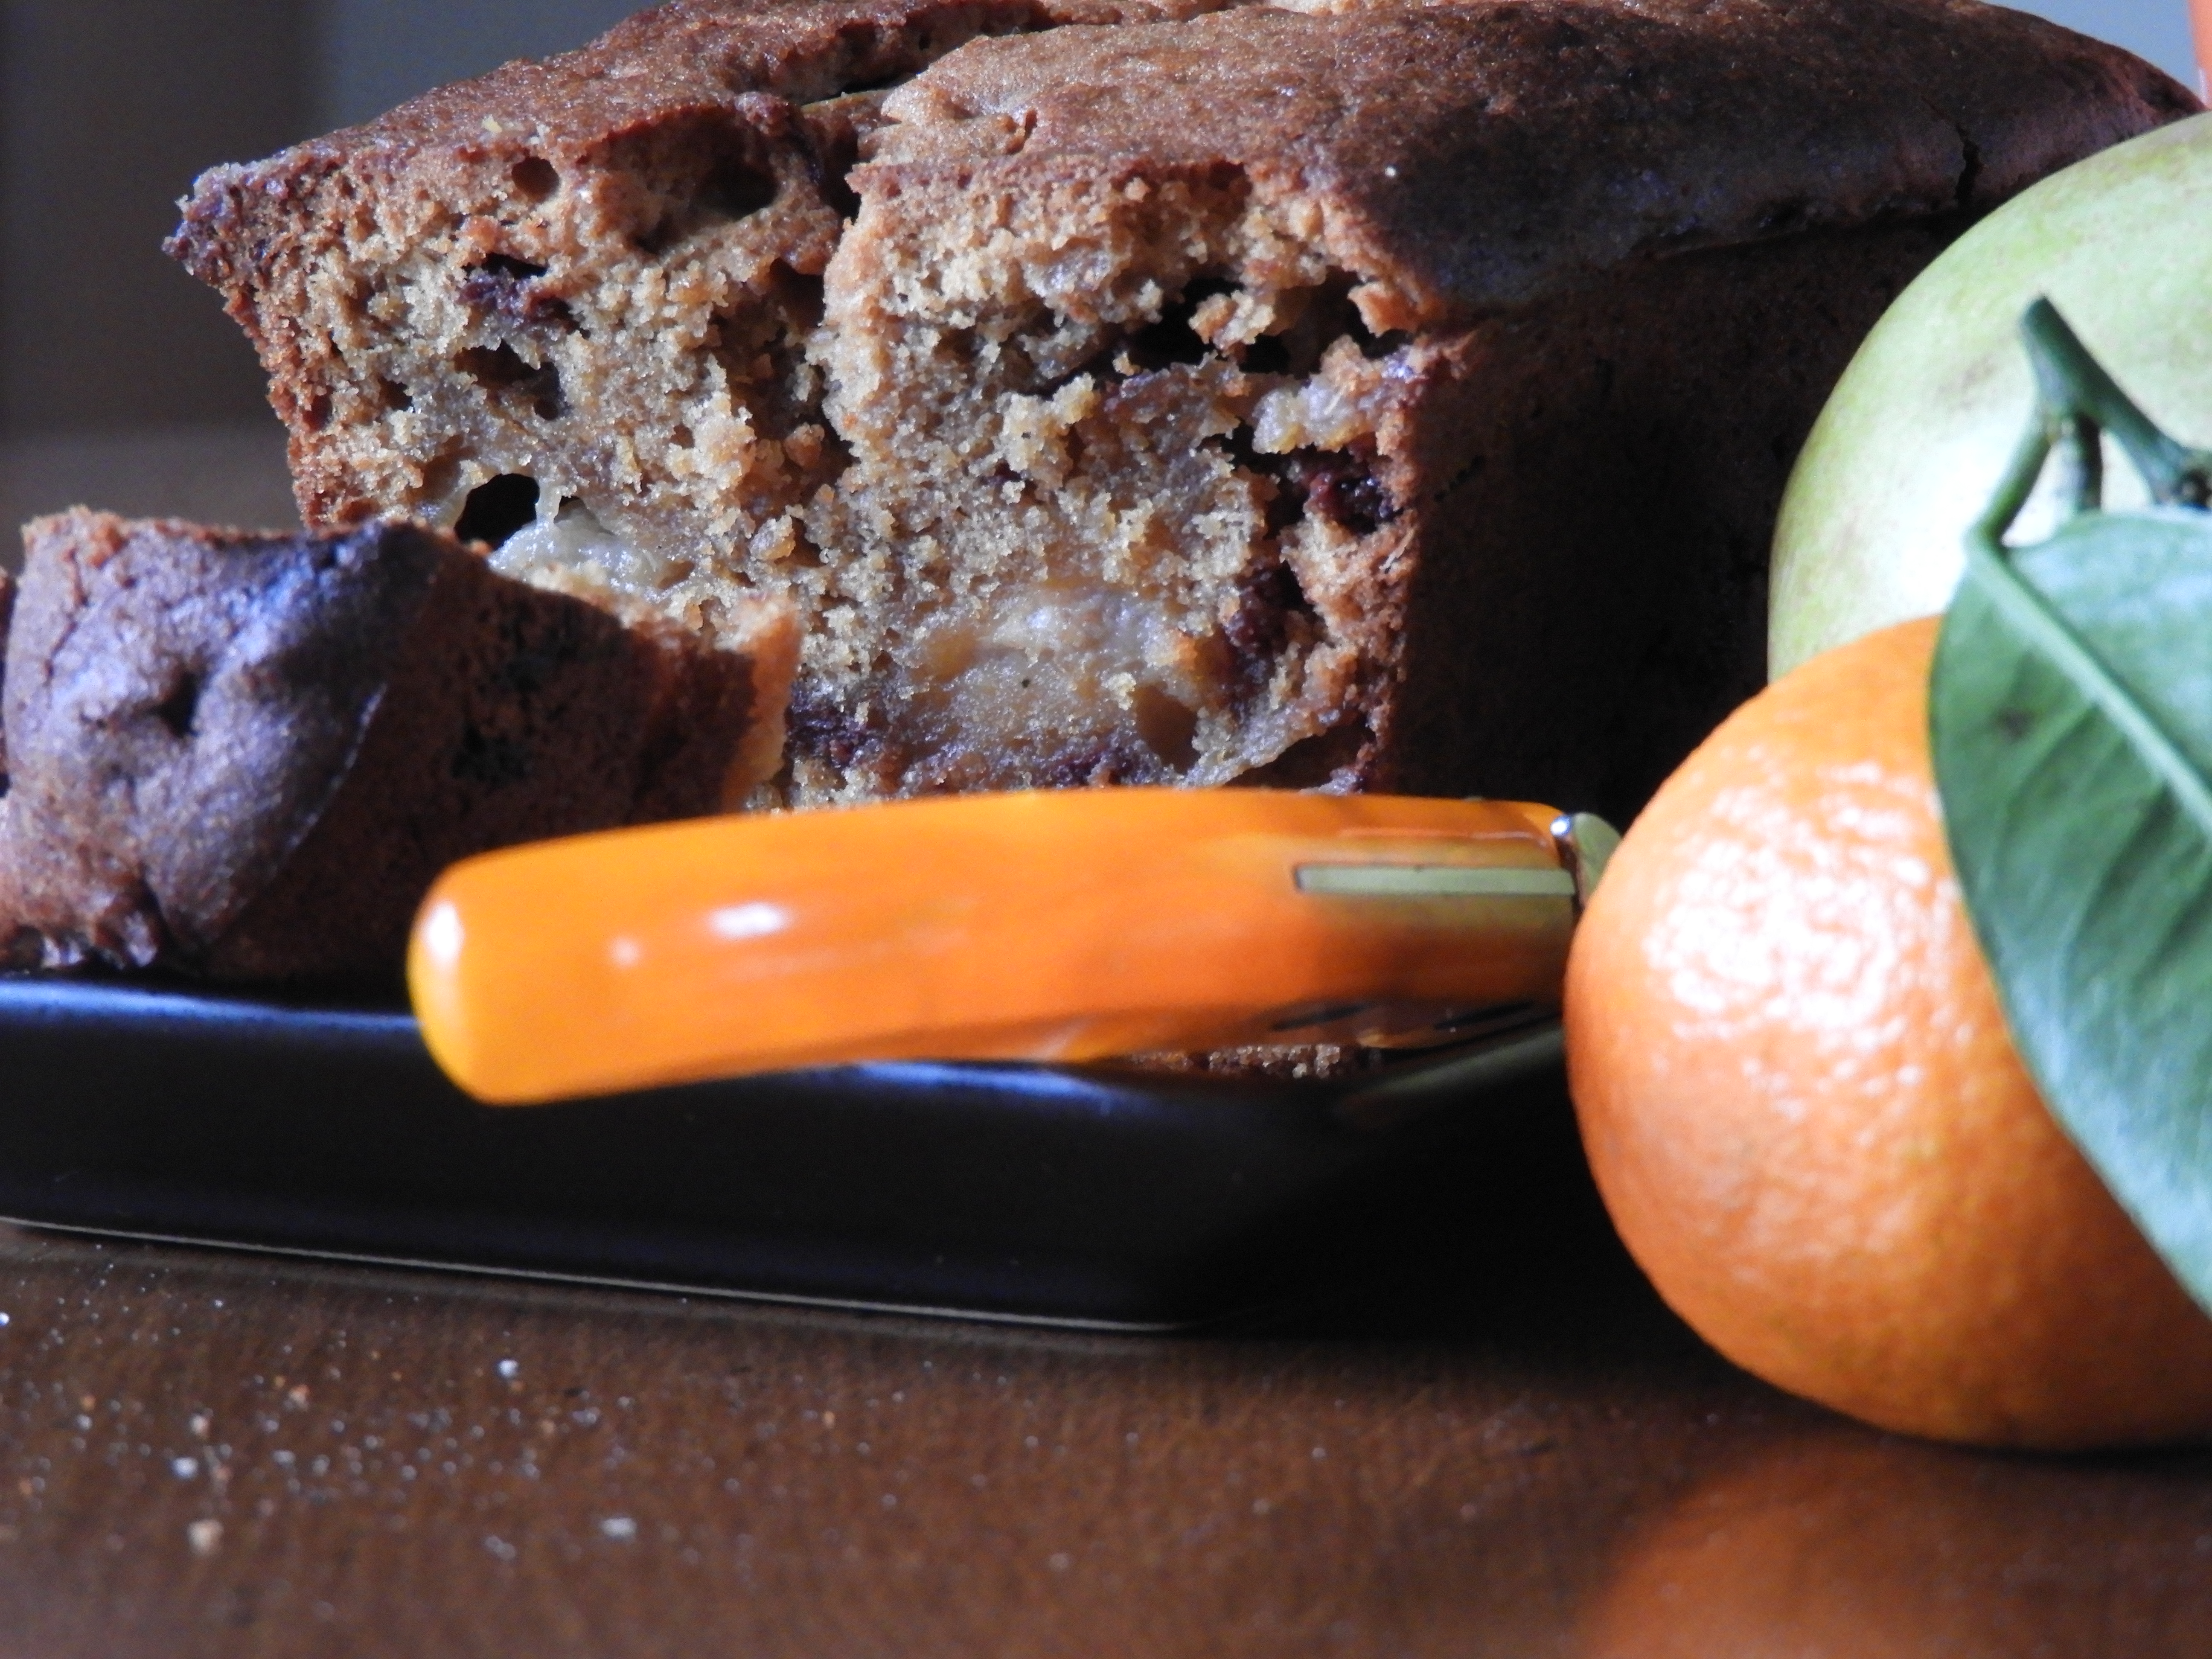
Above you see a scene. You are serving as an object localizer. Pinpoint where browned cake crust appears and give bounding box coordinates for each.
[0,511,794,984]
[169,0,2195,822]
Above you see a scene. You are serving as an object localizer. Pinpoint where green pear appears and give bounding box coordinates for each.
[1770,113,2212,678]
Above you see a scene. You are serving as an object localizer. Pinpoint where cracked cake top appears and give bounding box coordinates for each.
[174,0,2193,329]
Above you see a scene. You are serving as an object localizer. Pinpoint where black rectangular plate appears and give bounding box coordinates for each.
[0,978,1571,1329]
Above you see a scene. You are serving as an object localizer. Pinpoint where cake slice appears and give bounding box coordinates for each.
[0,510,794,983]
[169,0,2195,821]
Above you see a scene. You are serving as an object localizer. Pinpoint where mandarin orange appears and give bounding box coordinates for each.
[1565,617,2212,1449]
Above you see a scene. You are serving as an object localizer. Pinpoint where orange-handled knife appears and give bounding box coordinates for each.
[408,788,1617,1105]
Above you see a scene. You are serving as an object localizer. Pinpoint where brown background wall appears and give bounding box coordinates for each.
[0,1,316,435]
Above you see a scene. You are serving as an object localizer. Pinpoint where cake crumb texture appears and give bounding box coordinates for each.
[169,0,2196,818]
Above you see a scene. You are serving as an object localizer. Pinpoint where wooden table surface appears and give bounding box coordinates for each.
[0,1090,2208,1659]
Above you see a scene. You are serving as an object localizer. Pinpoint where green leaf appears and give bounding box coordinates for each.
[1931,304,2212,1312]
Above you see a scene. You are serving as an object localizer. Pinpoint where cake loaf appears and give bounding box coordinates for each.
[0,511,794,983]
[169,0,2194,822]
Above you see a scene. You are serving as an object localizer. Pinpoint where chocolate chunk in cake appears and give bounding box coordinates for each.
[169,0,2196,821]
[0,510,794,983]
